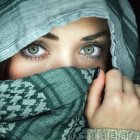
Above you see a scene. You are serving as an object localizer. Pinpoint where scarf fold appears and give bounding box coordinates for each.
[0,67,95,140]
[0,0,138,79]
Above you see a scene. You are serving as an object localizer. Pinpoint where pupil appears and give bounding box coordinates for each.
[28,46,39,54]
[84,46,94,55]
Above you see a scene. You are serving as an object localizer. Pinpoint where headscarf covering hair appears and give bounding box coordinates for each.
[0,0,138,79]
[0,0,138,140]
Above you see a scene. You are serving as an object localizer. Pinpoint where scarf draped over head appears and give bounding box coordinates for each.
[0,0,138,79]
[0,0,138,140]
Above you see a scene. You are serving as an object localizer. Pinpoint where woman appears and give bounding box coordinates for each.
[0,0,140,140]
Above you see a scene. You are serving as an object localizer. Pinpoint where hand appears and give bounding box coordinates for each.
[85,69,140,130]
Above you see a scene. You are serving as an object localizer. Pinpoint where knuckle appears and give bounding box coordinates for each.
[105,92,123,109]
[106,69,121,77]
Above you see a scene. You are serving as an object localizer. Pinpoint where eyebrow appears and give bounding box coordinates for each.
[42,30,109,41]
[42,33,59,40]
[81,31,109,41]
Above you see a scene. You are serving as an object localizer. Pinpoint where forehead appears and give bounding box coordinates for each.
[51,17,109,34]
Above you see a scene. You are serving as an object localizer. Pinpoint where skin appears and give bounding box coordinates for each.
[9,17,111,79]
[85,70,140,130]
[8,17,140,131]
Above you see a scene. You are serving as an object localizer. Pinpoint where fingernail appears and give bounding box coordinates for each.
[94,67,100,80]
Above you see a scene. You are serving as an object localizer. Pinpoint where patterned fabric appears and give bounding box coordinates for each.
[0,67,95,140]
[0,0,139,140]
[0,0,138,79]
[87,129,140,140]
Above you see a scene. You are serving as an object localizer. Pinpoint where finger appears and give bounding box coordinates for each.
[135,84,140,98]
[123,76,136,95]
[105,69,123,94]
[85,69,105,119]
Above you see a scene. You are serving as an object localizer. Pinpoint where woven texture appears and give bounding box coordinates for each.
[87,128,140,140]
[0,0,139,140]
[0,67,95,140]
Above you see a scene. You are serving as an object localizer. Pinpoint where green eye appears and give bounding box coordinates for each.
[80,44,102,58]
[21,43,46,57]
[84,46,94,55]
[28,45,39,55]
[21,41,48,61]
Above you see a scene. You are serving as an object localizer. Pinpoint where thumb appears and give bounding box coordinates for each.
[85,68,105,119]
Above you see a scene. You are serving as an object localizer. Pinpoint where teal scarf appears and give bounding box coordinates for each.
[0,0,138,79]
[0,67,96,140]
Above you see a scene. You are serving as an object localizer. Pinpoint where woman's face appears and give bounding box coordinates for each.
[9,17,111,79]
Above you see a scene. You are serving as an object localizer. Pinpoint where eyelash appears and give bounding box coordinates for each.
[20,41,49,61]
[20,41,103,61]
[80,41,103,60]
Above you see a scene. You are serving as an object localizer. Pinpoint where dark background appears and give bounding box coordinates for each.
[129,0,140,84]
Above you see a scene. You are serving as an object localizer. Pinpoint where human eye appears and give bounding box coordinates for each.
[80,42,102,59]
[20,41,49,61]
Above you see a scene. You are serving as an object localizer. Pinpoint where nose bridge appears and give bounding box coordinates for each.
[58,50,73,67]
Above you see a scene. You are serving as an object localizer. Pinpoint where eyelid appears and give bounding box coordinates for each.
[30,40,47,50]
[21,40,48,52]
[20,40,50,61]
[80,41,103,50]
[79,41,104,60]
